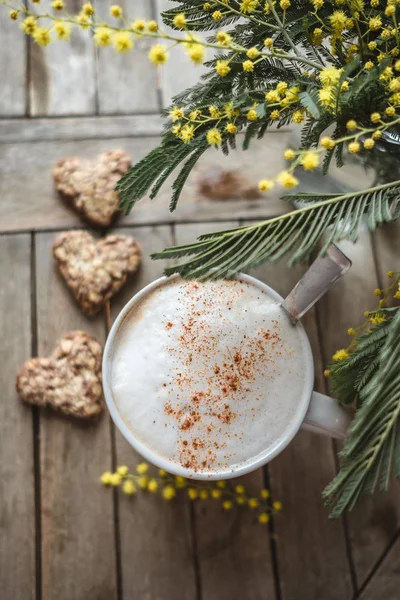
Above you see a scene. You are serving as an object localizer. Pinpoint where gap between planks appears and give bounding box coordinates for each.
[0,217,282,238]
[30,233,42,600]
[0,115,290,144]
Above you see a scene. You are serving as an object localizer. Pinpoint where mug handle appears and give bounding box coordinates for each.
[301,391,352,440]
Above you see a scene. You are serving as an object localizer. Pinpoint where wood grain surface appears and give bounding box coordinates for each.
[0,235,35,600]
[35,233,117,600]
[0,132,291,232]
[95,0,160,114]
[0,13,26,116]
[29,0,96,116]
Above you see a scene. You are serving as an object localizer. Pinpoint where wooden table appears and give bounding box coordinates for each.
[1,3,399,599]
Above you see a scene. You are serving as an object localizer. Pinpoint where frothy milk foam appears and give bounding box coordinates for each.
[111,278,310,475]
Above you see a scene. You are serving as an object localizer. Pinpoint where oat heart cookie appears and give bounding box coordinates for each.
[52,150,131,227]
[16,331,103,419]
[53,230,141,316]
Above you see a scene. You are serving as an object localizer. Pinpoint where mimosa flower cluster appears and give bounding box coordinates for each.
[326,270,400,368]
[3,0,400,190]
[100,462,283,525]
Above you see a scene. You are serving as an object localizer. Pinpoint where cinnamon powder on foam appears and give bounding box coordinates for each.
[161,282,283,472]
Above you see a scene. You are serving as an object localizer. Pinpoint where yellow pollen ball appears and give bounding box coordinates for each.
[94,27,111,47]
[117,465,129,476]
[277,171,299,188]
[364,138,375,149]
[136,462,148,475]
[132,19,146,32]
[173,13,187,28]
[247,108,258,121]
[110,5,122,18]
[54,21,71,40]
[162,485,176,500]
[216,60,231,77]
[110,473,122,486]
[321,136,335,149]
[207,128,222,146]
[346,119,357,130]
[348,141,360,153]
[147,479,159,492]
[258,179,274,191]
[332,349,349,361]
[147,20,158,32]
[112,31,133,53]
[188,44,205,65]
[284,148,295,160]
[225,123,237,134]
[100,472,113,485]
[292,110,305,123]
[301,151,319,170]
[369,16,382,30]
[242,60,254,72]
[247,47,260,59]
[149,44,168,65]
[122,480,136,495]
[259,513,270,524]
[32,27,51,46]
[82,2,94,16]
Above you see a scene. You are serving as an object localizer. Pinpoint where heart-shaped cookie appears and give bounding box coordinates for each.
[53,150,131,227]
[53,231,141,315]
[16,331,103,419]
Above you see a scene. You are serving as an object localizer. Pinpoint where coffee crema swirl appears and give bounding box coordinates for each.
[111,278,310,476]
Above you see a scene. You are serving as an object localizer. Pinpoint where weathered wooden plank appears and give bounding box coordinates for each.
[95,0,159,114]
[247,252,353,599]
[173,222,277,600]
[155,0,212,106]
[0,114,164,143]
[29,0,96,115]
[0,117,289,144]
[0,132,291,232]
[35,232,117,600]
[109,225,197,600]
[358,535,400,600]
[317,233,400,588]
[0,12,26,116]
[0,234,35,599]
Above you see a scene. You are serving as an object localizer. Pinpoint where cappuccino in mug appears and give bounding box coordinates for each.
[110,277,312,476]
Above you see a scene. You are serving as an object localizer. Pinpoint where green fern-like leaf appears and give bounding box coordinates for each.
[298,89,321,119]
[151,181,400,279]
[323,309,400,517]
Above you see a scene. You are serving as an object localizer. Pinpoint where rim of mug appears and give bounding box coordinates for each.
[102,273,314,480]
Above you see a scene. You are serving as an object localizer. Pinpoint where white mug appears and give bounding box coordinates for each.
[102,273,352,480]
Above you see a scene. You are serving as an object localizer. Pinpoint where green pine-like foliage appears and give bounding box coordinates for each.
[151,183,400,279]
[324,308,400,517]
[117,1,398,218]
